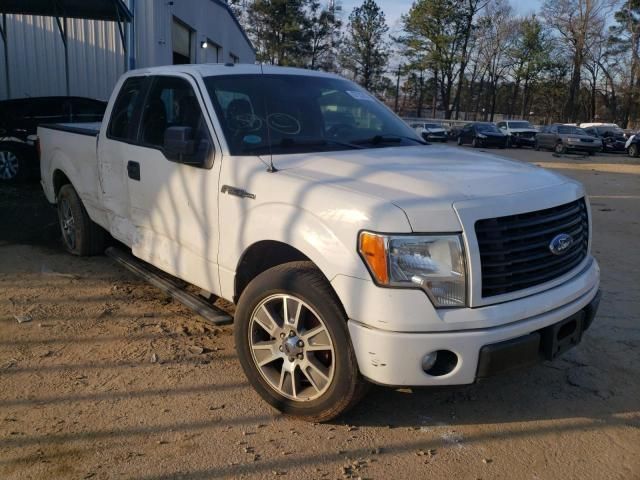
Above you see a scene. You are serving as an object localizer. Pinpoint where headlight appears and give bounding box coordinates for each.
[477,134,487,139]
[358,232,467,307]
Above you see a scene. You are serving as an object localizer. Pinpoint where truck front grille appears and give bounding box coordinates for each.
[475,199,589,297]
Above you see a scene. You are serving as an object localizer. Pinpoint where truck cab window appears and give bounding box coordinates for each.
[107,77,145,141]
[140,76,213,165]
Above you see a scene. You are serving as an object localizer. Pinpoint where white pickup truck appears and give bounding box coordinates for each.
[39,64,601,421]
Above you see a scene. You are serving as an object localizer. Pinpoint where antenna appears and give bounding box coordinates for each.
[259,63,278,173]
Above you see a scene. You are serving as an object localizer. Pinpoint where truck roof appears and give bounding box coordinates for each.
[122,63,342,80]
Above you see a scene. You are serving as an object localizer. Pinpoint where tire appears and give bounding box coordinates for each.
[554,142,566,154]
[534,140,541,151]
[57,184,106,256]
[472,138,480,148]
[629,144,639,158]
[0,143,31,183]
[234,261,368,422]
[506,136,512,148]
[457,136,463,146]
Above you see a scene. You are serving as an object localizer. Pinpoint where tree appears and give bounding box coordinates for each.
[399,0,471,119]
[507,14,553,118]
[542,0,613,122]
[307,1,342,70]
[608,0,640,127]
[340,0,390,93]
[477,0,516,120]
[246,0,311,66]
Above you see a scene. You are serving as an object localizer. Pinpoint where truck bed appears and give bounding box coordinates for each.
[40,121,102,137]
[38,122,103,224]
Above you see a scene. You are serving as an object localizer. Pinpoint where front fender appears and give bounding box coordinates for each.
[217,199,410,301]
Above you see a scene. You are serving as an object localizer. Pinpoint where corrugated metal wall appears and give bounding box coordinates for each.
[0,0,256,102]
[0,14,125,101]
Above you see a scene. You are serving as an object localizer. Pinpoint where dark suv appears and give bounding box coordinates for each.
[0,96,106,182]
[582,126,627,153]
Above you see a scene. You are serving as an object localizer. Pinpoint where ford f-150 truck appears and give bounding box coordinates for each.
[39,64,601,421]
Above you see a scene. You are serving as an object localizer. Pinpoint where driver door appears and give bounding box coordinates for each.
[127,74,222,295]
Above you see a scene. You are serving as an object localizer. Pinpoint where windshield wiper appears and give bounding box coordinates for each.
[352,134,429,146]
[243,137,364,154]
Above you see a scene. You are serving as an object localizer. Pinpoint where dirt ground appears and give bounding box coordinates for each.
[1,147,639,480]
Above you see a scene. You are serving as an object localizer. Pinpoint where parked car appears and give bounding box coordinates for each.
[412,122,448,142]
[582,125,627,153]
[457,122,507,148]
[496,120,538,148]
[38,64,600,421]
[626,134,639,157]
[0,96,106,182]
[535,124,600,155]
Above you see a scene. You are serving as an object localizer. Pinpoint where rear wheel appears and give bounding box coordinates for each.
[629,144,639,158]
[0,144,30,183]
[472,138,480,148]
[554,142,566,154]
[57,184,106,256]
[234,261,367,422]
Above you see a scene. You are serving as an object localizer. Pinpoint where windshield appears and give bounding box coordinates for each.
[508,121,533,129]
[558,126,586,135]
[204,74,423,155]
[597,127,625,136]
[476,123,500,133]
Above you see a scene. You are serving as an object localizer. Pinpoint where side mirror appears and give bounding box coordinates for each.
[164,126,195,161]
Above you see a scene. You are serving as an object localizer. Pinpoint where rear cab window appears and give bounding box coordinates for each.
[107,76,147,142]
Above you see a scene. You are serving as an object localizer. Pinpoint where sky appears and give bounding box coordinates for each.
[339,0,544,31]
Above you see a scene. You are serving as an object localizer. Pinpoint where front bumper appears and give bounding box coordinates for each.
[566,142,599,152]
[512,136,536,146]
[347,279,600,387]
[478,137,506,147]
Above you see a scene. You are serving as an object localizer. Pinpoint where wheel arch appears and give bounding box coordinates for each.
[234,240,345,311]
[53,169,72,199]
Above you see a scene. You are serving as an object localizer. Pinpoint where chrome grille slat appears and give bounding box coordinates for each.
[475,199,589,297]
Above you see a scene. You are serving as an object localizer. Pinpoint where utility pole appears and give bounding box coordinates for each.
[394,64,402,113]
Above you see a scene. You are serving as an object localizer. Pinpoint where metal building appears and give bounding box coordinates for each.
[0,0,255,101]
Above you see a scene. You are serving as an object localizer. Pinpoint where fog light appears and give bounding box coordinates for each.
[421,352,438,372]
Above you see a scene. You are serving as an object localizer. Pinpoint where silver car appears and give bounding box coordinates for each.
[535,124,600,155]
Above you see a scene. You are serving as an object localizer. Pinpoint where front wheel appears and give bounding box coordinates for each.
[554,142,566,154]
[472,138,480,148]
[234,262,367,422]
[629,144,639,158]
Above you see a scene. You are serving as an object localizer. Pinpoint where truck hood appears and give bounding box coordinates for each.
[273,145,569,231]
[509,128,538,134]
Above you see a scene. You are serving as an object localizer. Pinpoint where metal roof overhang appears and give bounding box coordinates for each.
[0,0,133,97]
[0,0,132,22]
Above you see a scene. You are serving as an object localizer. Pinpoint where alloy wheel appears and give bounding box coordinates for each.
[248,293,335,402]
[60,198,76,250]
[0,150,19,180]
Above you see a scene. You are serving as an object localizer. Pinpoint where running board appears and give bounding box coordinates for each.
[105,247,233,325]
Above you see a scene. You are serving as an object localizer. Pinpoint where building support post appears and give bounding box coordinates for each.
[0,13,10,98]
[55,16,70,95]
[114,4,128,72]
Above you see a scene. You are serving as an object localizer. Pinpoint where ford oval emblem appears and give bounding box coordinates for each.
[549,233,573,255]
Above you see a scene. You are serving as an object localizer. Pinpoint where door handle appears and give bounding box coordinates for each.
[127,161,140,181]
